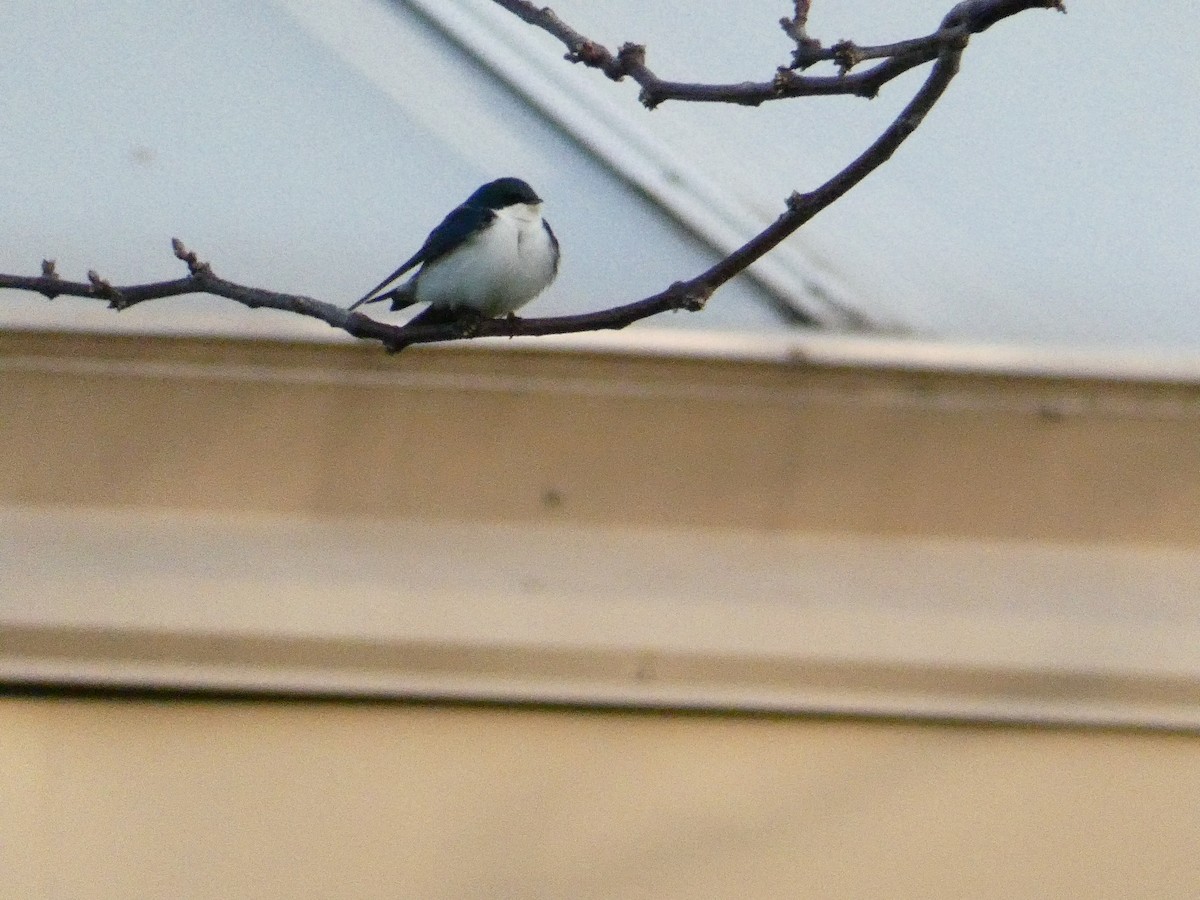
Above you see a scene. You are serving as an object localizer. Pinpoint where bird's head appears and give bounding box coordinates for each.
[467,177,543,210]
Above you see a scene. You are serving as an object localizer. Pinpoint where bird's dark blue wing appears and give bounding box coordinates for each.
[348,245,423,310]
[350,204,496,309]
[415,204,495,267]
[543,219,560,274]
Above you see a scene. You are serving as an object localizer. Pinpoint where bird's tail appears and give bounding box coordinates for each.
[350,278,424,314]
[348,281,418,312]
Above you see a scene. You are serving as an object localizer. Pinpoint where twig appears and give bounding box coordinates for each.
[490,0,1063,107]
[780,0,824,69]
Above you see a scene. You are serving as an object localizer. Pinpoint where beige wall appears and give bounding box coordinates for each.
[3,330,1199,724]
[4,330,1200,897]
[4,330,1200,543]
[3,697,1199,899]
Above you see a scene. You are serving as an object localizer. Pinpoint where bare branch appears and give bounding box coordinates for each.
[0,0,1064,353]
[490,0,1063,106]
[0,46,964,352]
[0,246,706,352]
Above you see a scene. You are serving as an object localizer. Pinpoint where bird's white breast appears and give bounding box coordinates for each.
[414,203,558,316]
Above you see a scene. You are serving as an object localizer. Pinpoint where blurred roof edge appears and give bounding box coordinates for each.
[6,314,1200,385]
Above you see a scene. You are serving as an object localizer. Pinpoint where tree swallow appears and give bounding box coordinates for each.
[349,177,560,336]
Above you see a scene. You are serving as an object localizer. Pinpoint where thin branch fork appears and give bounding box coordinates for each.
[0,0,1063,353]
[780,0,823,69]
[491,0,1063,107]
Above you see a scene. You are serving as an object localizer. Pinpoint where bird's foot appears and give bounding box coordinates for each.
[504,311,522,338]
[453,308,486,338]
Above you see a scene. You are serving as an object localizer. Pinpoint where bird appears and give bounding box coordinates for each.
[348,177,559,344]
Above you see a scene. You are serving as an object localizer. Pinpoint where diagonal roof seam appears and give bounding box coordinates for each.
[397,0,881,330]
